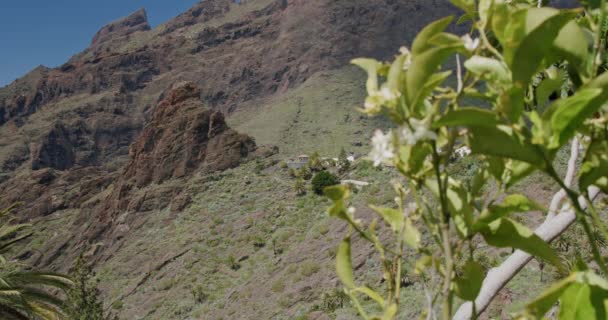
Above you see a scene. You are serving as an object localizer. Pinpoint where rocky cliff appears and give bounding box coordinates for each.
[0,0,472,318]
[0,0,462,238]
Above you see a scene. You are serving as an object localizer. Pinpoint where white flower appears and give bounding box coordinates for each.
[404,202,418,217]
[364,99,379,113]
[379,87,400,101]
[369,130,394,167]
[347,207,356,215]
[400,117,438,145]
[363,86,401,114]
[399,46,413,70]
[454,146,471,158]
[462,34,480,52]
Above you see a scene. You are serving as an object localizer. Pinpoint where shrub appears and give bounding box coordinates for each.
[191,285,208,304]
[338,148,350,173]
[300,261,321,276]
[294,178,306,195]
[311,171,340,195]
[271,280,285,293]
[66,254,109,320]
[296,166,313,180]
[227,255,241,271]
[308,151,323,171]
[252,236,266,249]
[320,288,348,312]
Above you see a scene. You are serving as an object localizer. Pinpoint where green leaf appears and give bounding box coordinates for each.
[468,125,544,165]
[526,271,608,318]
[476,194,545,228]
[426,178,473,238]
[526,273,578,317]
[478,0,492,28]
[397,143,433,176]
[471,167,489,197]
[327,200,347,220]
[336,237,355,289]
[353,287,385,307]
[481,218,564,269]
[325,185,351,221]
[487,156,505,181]
[559,283,608,320]
[386,55,406,94]
[414,70,453,116]
[579,140,608,193]
[370,205,403,232]
[434,108,501,128]
[464,56,511,84]
[449,0,475,16]
[352,58,381,94]
[406,46,457,108]
[324,185,350,201]
[454,261,484,301]
[536,68,565,108]
[429,32,465,49]
[497,86,526,122]
[411,17,454,55]
[490,1,511,45]
[505,160,536,189]
[547,88,603,149]
[510,9,578,87]
[403,218,421,249]
[382,303,398,320]
[551,21,590,74]
[447,181,474,238]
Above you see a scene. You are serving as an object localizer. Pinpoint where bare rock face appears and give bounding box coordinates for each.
[124,82,256,187]
[91,8,151,47]
[31,123,75,171]
[75,82,256,252]
[161,0,232,35]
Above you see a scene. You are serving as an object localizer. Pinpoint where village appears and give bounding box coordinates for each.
[281,144,472,195]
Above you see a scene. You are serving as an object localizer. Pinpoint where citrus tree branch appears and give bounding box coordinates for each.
[453,186,600,319]
[453,138,599,320]
[547,137,579,220]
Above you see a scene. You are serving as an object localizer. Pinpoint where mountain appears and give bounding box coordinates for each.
[0,0,489,318]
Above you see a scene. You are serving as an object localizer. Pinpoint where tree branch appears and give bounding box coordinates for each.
[453,186,600,319]
[547,137,579,220]
[453,138,600,319]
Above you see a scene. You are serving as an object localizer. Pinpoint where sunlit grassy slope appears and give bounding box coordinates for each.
[229,66,390,157]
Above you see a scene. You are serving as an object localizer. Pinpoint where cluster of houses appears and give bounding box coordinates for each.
[284,145,472,191]
[285,154,355,169]
[285,153,368,189]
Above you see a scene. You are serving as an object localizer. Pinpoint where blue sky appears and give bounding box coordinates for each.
[0,0,200,87]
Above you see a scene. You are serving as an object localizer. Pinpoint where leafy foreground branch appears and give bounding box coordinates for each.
[325,0,608,319]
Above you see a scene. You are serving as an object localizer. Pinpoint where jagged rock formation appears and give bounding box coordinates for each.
[123,82,255,188]
[67,82,256,258]
[91,8,151,47]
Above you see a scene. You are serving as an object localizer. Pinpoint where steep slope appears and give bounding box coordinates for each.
[0,0,478,319]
